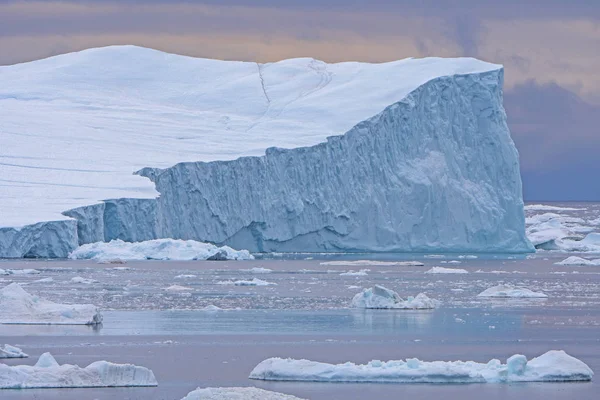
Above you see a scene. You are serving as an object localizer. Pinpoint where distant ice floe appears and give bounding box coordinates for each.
[351,285,439,309]
[70,276,97,284]
[477,285,547,298]
[241,267,273,274]
[320,260,424,267]
[425,267,468,274]
[0,352,157,389]
[0,269,40,276]
[555,256,600,266]
[0,283,102,325]
[340,269,370,276]
[182,387,305,400]
[0,344,28,359]
[525,205,585,212]
[164,285,193,292]
[217,278,276,286]
[249,350,593,383]
[69,239,254,261]
[201,305,223,312]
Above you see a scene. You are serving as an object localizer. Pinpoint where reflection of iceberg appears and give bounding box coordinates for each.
[351,309,434,332]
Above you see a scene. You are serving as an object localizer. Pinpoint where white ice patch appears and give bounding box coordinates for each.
[477,285,547,298]
[164,285,193,292]
[351,285,439,309]
[425,267,468,274]
[0,352,157,389]
[320,260,424,266]
[340,269,370,276]
[70,276,97,284]
[182,387,305,400]
[0,344,28,359]
[249,350,593,383]
[217,278,276,286]
[0,282,102,325]
[555,256,600,266]
[525,205,585,212]
[69,239,254,261]
[0,269,40,276]
[241,267,273,274]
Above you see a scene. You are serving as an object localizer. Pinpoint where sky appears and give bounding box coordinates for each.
[0,0,598,200]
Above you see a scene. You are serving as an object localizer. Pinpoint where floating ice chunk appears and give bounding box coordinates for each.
[457,255,478,259]
[201,305,223,311]
[0,269,40,276]
[425,267,468,274]
[0,283,102,325]
[217,278,276,286]
[525,205,585,212]
[555,256,600,266]
[340,269,370,276]
[320,261,424,267]
[96,258,127,264]
[0,344,28,359]
[0,352,157,389]
[175,274,197,279]
[164,285,193,291]
[34,277,53,283]
[551,233,600,252]
[249,350,593,383]
[241,267,273,274]
[71,276,97,284]
[589,217,600,226]
[182,387,305,400]
[477,285,547,298]
[70,239,253,261]
[351,285,439,309]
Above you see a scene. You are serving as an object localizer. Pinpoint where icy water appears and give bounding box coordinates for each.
[2,253,600,399]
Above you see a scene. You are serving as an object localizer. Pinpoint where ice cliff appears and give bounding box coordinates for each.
[0,46,532,257]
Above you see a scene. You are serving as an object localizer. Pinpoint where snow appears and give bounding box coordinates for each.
[0,352,157,389]
[0,344,28,359]
[182,387,305,400]
[0,45,531,257]
[217,278,276,286]
[69,239,253,261]
[477,285,547,298]
[351,285,439,309]
[0,283,103,325]
[340,269,370,276]
[320,261,425,267]
[425,267,468,274]
[249,350,593,383]
[555,256,600,266]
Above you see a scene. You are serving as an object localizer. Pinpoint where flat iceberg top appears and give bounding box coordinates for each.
[0,45,500,227]
[182,387,306,400]
[249,350,593,383]
[0,352,157,389]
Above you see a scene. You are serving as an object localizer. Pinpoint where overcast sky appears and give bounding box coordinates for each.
[1,0,598,200]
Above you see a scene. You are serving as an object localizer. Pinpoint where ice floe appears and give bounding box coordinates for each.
[477,285,547,298]
[217,278,276,286]
[351,285,439,309]
[249,350,593,383]
[69,239,253,261]
[425,267,468,274]
[0,283,102,325]
[70,276,97,284]
[164,285,193,292]
[555,256,600,266]
[320,260,424,267]
[0,352,157,389]
[0,269,40,276]
[525,205,584,212]
[340,269,370,276]
[182,387,305,400]
[241,267,273,274]
[0,344,28,358]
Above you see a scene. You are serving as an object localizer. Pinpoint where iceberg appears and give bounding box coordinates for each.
[351,285,439,309]
[0,46,531,257]
[556,256,600,266]
[0,344,28,359]
[477,284,547,298]
[320,260,425,266]
[249,350,593,383]
[217,278,276,286]
[69,239,253,261]
[425,267,468,274]
[0,352,157,389]
[182,387,305,400]
[0,283,102,325]
[340,269,370,276]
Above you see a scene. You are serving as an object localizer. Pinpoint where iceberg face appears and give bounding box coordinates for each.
[0,46,532,257]
[181,387,306,400]
[0,283,103,325]
[249,350,593,383]
[351,285,439,309]
[0,352,157,389]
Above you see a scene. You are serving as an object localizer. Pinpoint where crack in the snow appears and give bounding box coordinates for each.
[256,63,271,104]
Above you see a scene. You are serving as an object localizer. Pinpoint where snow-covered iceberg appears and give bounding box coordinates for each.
[556,256,600,266]
[0,283,102,325]
[351,285,439,309]
[69,239,253,261]
[425,267,468,274]
[0,46,531,257]
[0,352,157,389]
[249,350,593,383]
[182,387,305,400]
[217,278,276,286]
[0,344,28,359]
[477,285,547,298]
